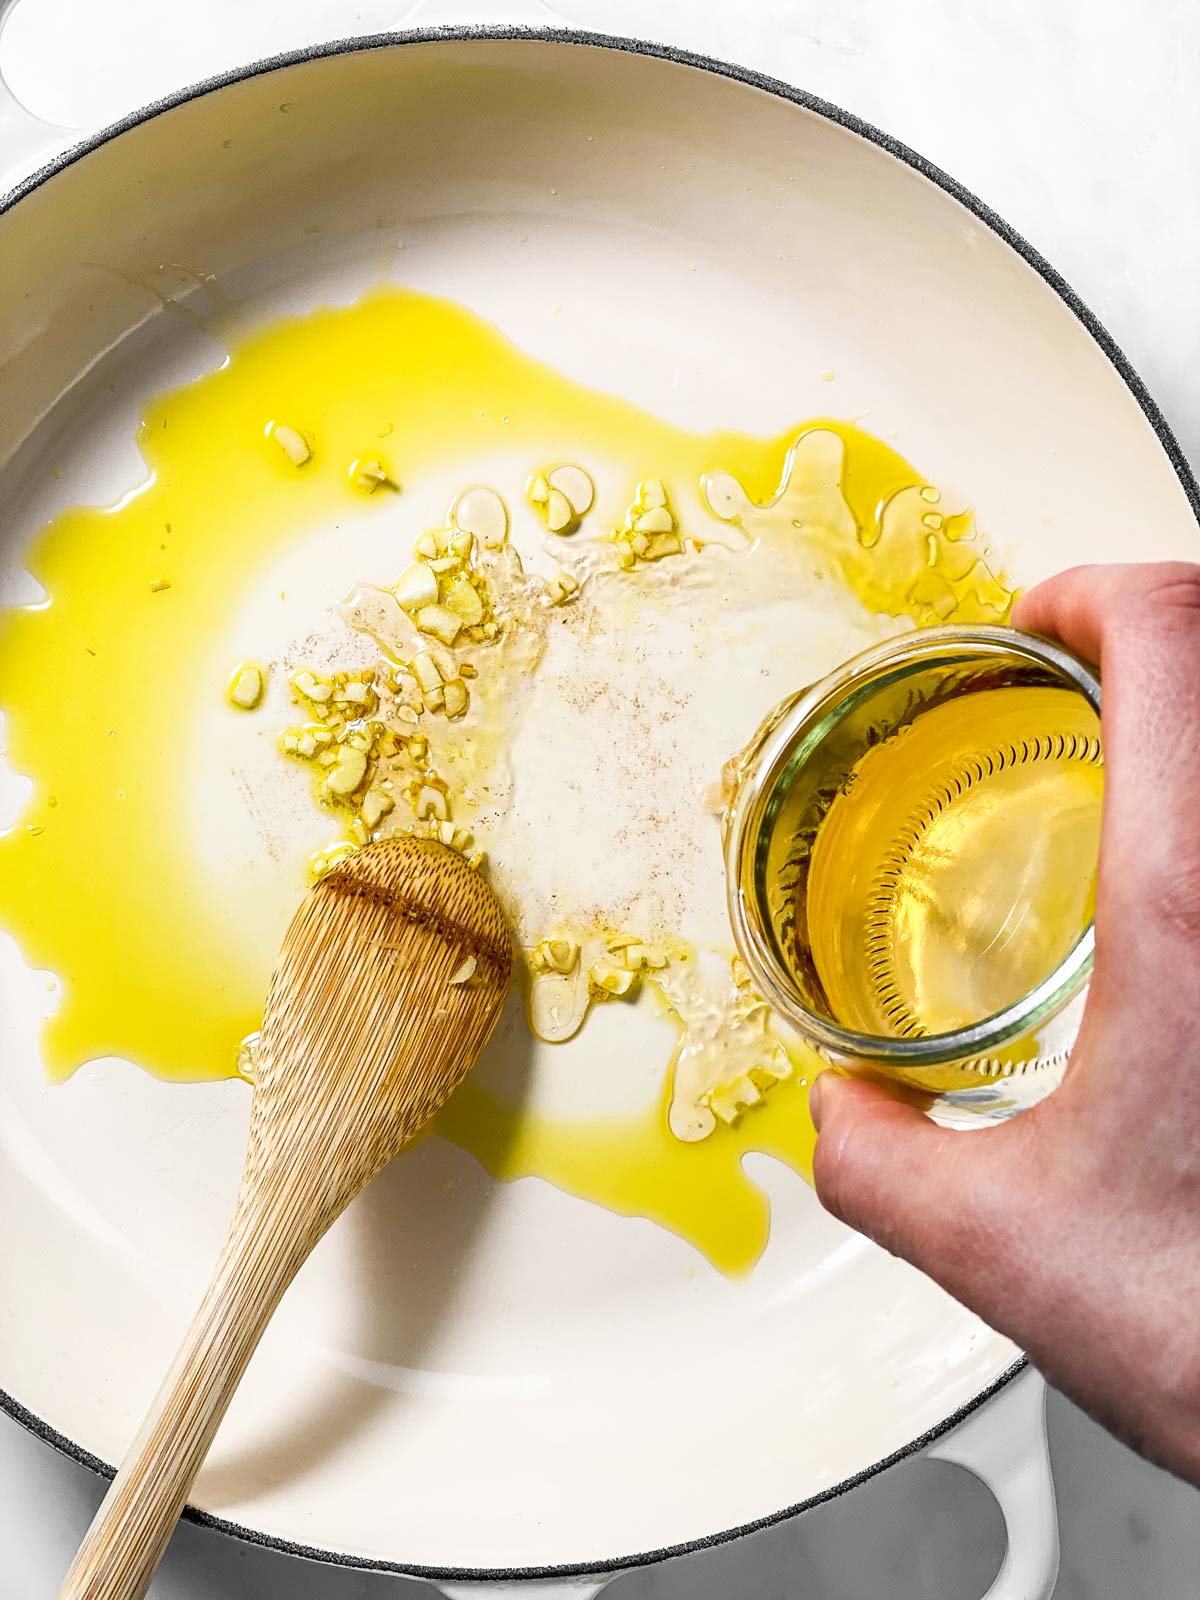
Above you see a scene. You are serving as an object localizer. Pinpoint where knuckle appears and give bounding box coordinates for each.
[1144,856,1200,944]
[1118,562,1200,629]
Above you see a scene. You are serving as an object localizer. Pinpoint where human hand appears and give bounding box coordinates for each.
[809,562,1200,1483]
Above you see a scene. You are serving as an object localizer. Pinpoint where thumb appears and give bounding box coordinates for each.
[809,1073,1037,1307]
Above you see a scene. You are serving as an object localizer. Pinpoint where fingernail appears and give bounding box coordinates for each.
[809,1073,826,1131]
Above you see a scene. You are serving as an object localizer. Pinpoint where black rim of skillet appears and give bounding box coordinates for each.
[2,22,1197,1583]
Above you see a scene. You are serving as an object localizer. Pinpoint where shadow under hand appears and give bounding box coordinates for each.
[196,984,536,1513]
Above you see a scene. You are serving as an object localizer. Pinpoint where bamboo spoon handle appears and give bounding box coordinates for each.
[57,836,513,1600]
[57,1197,313,1600]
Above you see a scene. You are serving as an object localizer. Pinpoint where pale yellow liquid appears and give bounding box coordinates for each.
[806,686,1103,1041]
[0,287,1015,1274]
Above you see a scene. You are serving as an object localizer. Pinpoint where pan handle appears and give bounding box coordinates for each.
[0,0,77,190]
[427,1371,1054,1600]
[396,0,570,26]
[926,1365,1060,1600]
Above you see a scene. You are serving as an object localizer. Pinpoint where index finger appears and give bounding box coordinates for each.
[1013,562,1200,666]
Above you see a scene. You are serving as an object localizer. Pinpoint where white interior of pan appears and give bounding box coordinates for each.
[1,37,1197,1574]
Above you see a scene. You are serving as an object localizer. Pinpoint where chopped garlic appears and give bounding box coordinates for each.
[227,663,264,710]
[590,959,637,998]
[148,577,171,593]
[271,423,311,466]
[235,1031,259,1084]
[611,481,684,567]
[545,487,576,534]
[452,485,508,548]
[548,464,594,517]
[416,603,463,647]
[416,784,448,821]
[291,669,333,704]
[634,506,673,534]
[269,461,715,1055]
[644,532,682,560]
[708,1074,763,1125]
[325,746,368,796]
[534,936,578,975]
[411,653,443,696]
[350,457,392,493]
[530,463,593,533]
[360,788,393,829]
[333,679,373,706]
[394,561,439,612]
[547,938,578,972]
[443,576,484,625]
[442,679,469,719]
[618,943,668,972]
[546,568,580,605]
[448,954,477,985]
[310,842,358,879]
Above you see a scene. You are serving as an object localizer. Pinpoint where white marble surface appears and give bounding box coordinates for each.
[2,1,1199,1595]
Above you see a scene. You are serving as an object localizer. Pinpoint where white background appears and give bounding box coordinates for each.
[2,1,1199,1595]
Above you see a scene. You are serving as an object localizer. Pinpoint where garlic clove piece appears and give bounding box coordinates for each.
[548,464,594,517]
[452,485,508,548]
[270,422,311,466]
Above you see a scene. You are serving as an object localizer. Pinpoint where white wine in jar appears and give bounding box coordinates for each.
[804,685,1101,1040]
[724,627,1103,1123]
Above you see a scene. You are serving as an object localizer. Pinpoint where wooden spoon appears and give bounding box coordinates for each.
[58,835,512,1600]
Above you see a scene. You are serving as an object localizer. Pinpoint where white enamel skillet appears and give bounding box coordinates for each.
[1,4,1198,1597]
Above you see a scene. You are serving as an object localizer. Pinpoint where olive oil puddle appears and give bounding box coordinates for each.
[0,287,1012,1275]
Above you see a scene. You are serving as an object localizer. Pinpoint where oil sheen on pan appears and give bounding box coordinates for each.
[0,287,1016,1274]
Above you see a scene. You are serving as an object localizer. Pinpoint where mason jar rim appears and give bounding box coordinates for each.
[724,624,1103,1068]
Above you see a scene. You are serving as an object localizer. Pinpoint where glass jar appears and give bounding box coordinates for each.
[723,624,1103,1125]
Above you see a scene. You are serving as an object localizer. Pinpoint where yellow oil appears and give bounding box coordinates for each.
[806,686,1103,1041]
[0,286,1014,1275]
